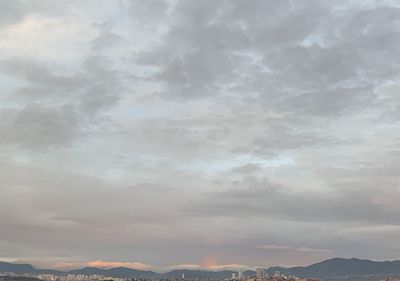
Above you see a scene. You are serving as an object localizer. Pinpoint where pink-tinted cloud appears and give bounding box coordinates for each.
[86,260,152,270]
[166,263,251,271]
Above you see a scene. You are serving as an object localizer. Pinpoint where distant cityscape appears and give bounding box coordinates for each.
[2,258,400,281]
[0,268,318,281]
[2,267,400,281]
[2,270,400,281]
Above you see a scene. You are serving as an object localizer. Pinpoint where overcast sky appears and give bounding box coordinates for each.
[1,0,400,272]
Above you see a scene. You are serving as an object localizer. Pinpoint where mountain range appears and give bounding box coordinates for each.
[268,258,400,280]
[2,258,400,280]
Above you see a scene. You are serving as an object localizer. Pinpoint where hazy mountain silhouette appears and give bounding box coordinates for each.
[267,258,400,279]
[163,269,240,279]
[0,262,62,275]
[2,258,400,279]
[0,262,36,274]
[68,267,158,278]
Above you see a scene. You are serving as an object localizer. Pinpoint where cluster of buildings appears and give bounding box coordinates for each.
[1,271,319,281]
[0,274,125,281]
[40,274,126,281]
[231,268,269,280]
[230,269,316,281]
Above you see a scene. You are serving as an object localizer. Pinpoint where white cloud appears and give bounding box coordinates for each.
[255,245,333,254]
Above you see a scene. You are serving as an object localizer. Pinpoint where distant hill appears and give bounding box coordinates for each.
[267,258,400,280]
[2,258,400,280]
[0,262,36,274]
[68,267,158,278]
[0,262,63,276]
[244,270,257,278]
[0,262,157,278]
[162,269,238,279]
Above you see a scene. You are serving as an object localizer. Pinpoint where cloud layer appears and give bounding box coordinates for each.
[1,0,400,271]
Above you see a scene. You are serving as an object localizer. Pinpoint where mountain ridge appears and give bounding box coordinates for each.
[2,258,400,279]
[267,257,400,279]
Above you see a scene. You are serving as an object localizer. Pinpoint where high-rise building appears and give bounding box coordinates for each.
[238,271,243,279]
[232,273,236,279]
[256,268,266,278]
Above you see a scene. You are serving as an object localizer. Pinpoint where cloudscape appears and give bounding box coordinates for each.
[1,0,400,273]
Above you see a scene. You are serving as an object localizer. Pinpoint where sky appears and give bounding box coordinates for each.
[1,0,400,273]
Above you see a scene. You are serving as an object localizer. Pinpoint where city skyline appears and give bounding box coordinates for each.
[1,0,400,273]
[1,257,399,274]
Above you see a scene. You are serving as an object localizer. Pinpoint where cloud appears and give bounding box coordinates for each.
[1,0,400,270]
[86,260,152,270]
[255,245,333,254]
[206,264,252,271]
[166,264,202,270]
[186,172,400,225]
[0,104,81,149]
[166,262,252,272]
[0,54,124,149]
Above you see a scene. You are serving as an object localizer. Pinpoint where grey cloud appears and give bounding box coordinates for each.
[91,30,125,53]
[0,0,27,27]
[250,124,335,154]
[134,0,325,100]
[1,56,121,111]
[0,0,85,29]
[2,0,400,270]
[0,55,124,148]
[0,162,187,254]
[134,0,400,126]
[230,163,263,174]
[254,244,332,254]
[0,104,80,148]
[128,0,169,25]
[187,150,400,225]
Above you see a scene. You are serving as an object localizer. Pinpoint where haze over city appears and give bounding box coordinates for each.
[1,0,400,273]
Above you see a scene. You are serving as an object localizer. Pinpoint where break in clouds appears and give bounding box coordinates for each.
[1,0,400,272]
